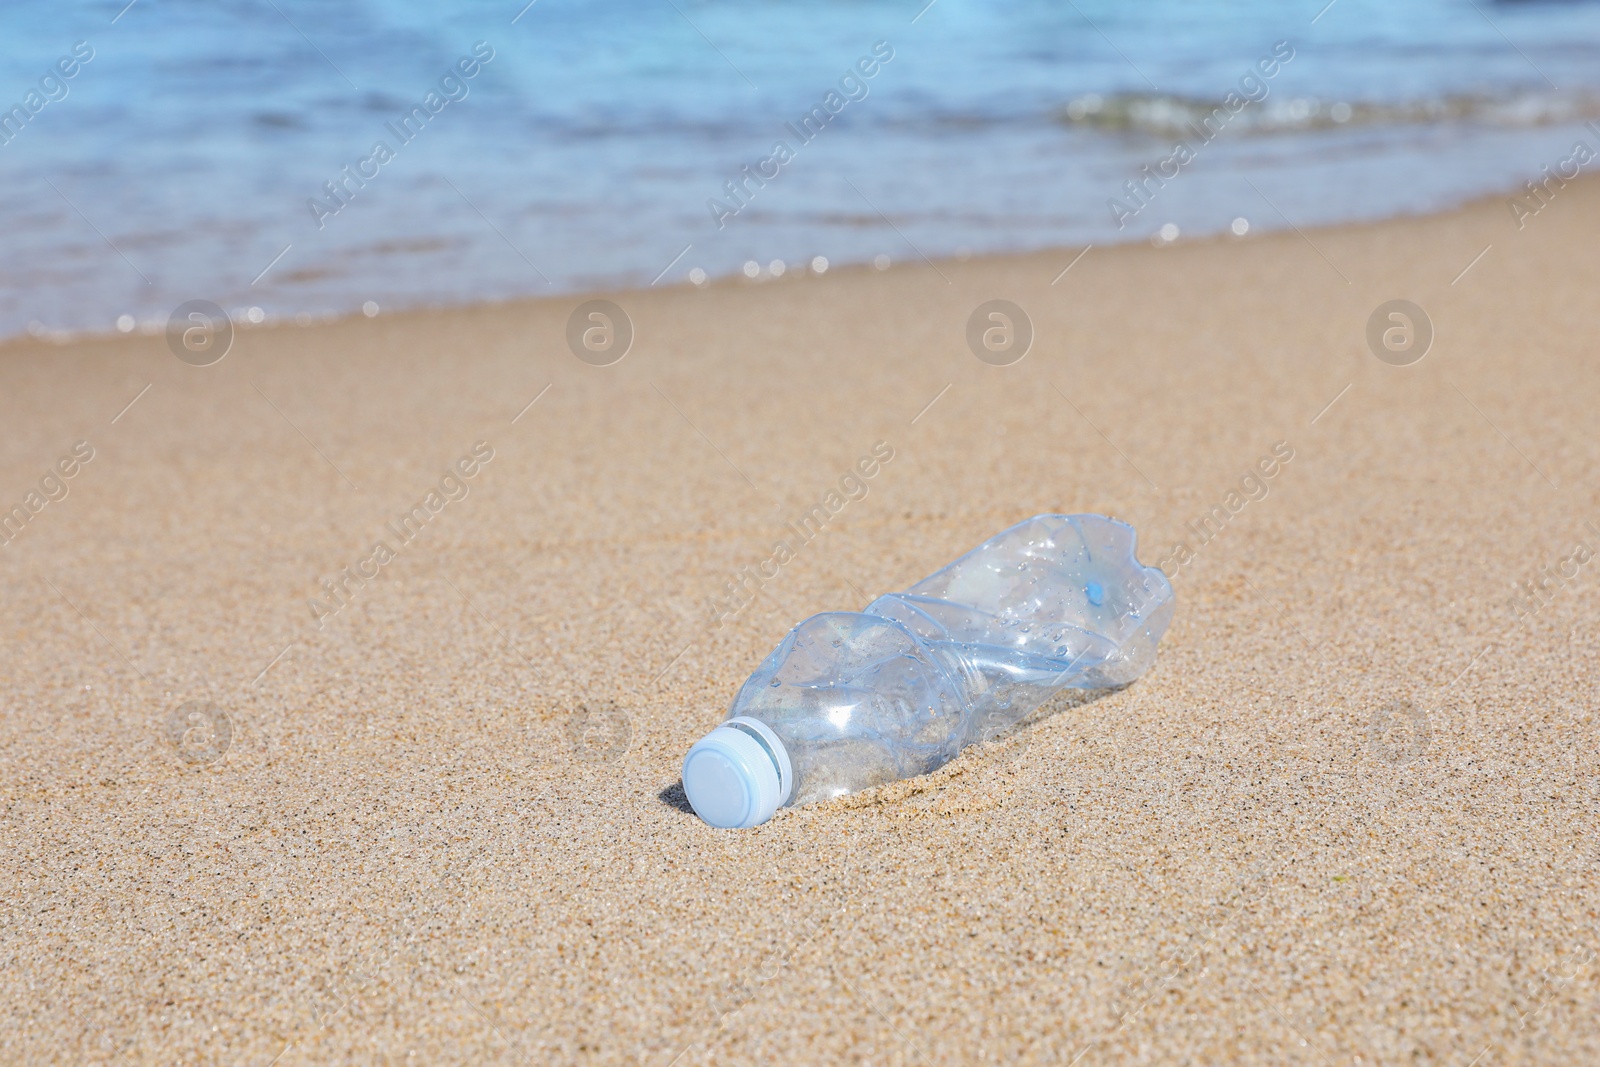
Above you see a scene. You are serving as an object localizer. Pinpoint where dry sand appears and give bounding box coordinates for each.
[2,179,1598,1066]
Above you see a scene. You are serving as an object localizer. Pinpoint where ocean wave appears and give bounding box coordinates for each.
[1054,89,1600,136]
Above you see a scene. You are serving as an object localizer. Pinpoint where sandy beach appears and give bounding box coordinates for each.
[3,178,1598,1065]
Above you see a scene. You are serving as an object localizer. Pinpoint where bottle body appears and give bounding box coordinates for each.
[685,514,1174,824]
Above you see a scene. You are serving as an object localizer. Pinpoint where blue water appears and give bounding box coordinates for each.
[4,0,1600,339]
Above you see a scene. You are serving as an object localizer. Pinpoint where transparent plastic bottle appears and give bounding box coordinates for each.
[681,513,1175,828]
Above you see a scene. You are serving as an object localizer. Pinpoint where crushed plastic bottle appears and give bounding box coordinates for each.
[681,513,1175,828]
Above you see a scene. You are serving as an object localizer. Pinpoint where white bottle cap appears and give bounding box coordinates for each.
[681,716,793,828]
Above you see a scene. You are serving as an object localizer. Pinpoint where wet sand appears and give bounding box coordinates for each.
[2,179,1598,1064]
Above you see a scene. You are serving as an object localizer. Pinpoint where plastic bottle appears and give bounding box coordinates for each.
[681,513,1175,828]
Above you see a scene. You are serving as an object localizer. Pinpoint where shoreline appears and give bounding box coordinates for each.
[5,171,1593,353]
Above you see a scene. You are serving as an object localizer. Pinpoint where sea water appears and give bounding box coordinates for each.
[4,0,1600,339]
